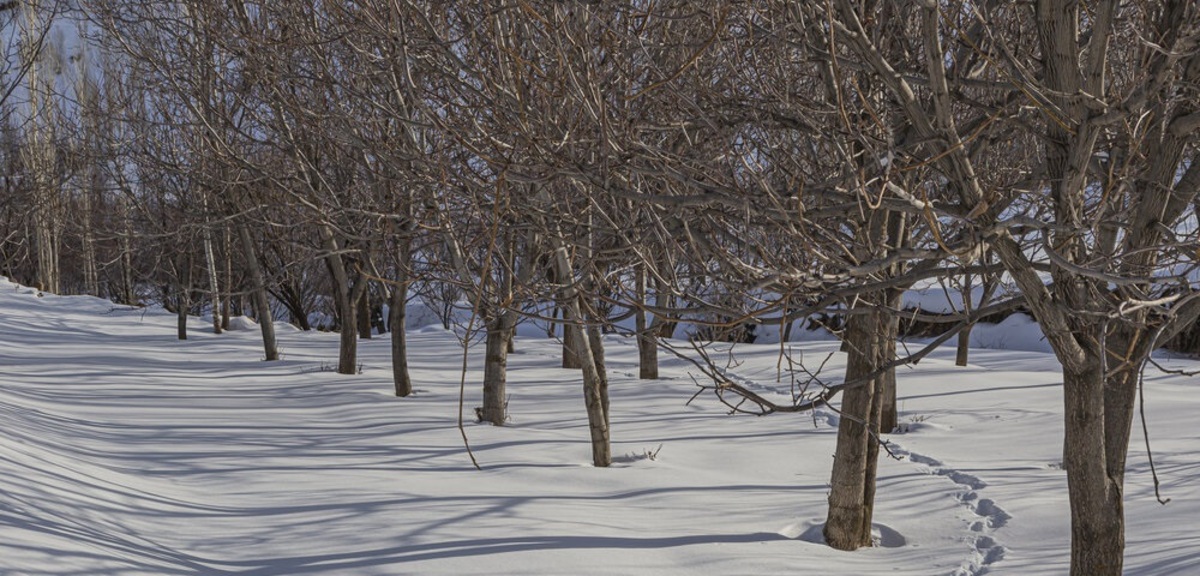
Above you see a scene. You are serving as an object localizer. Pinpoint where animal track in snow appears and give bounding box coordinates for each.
[888,442,1010,576]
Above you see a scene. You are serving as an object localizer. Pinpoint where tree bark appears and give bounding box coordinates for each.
[238,224,279,361]
[320,226,359,374]
[176,255,192,341]
[636,265,658,379]
[358,288,373,339]
[389,278,412,397]
[587,325,610,431]
[203,224,222,335]
[480,310,517,425]
[1062,355,1125,575]
[878,290,901,433]
[955,324,973,367]
[552,243,610,467]
[824,303,885,550]
[221,225,232,331]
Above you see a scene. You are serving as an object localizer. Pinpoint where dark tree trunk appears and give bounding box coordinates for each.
[955,324,973,367]
[337,297,359,374]
[389,274,412,398]
[238,224,279,361]
[176,255,192,340]
[358,288,373,339]
[1062,355,1125,575]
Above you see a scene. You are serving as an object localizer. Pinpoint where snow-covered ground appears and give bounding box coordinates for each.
[1,278,1197,575]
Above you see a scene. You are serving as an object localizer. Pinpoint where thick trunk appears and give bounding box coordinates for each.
[825,306,885,550]
[390,282,412,397]
[1103,324,1143,485]
[1063,358,1125,576]
[480,312,516,425]
[238,224,279,361]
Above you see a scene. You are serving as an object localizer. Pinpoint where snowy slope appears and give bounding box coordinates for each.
[1,278,1197,575]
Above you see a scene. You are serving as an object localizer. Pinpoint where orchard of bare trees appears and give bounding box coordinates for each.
[1,2,1197,575]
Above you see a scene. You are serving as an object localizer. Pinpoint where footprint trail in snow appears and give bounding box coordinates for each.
[888,442,1011,576]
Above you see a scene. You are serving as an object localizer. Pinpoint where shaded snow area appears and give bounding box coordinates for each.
[2,279,1199,575]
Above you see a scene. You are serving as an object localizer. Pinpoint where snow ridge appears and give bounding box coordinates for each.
[887,442,1010,576]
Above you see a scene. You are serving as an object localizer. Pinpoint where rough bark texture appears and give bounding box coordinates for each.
[480,312,516,425]
[824,304,885,550]
[1062,357,1124,575]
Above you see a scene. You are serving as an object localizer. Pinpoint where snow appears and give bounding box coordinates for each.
[2,277,1198,575]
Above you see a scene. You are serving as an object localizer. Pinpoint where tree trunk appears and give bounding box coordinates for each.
[1062,356,1125,576]
[320,226,358,375]
[878,290,901,433]
[552,243,610,467]
[562,313,582,369]
[203,224,222,335]
[824,304,885,550]
[337,294,359,374]
[358,288,373,339]
[238,224,279,361]
[221,225,232,331]
[176,255,192,341]
[389,279,412,397]
[955,324,973,367]
[120,198,136,305]
[80,188,99,296]
[587,325,610,430]
[636,266,658,379]
[480,310,517,425]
